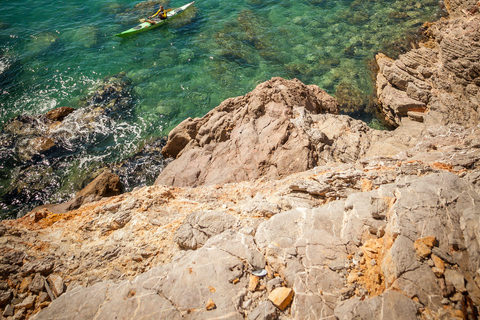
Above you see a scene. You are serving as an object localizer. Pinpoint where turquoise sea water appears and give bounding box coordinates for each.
[0,0,442,217]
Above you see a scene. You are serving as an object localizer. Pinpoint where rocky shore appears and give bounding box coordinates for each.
[1,0,480,319]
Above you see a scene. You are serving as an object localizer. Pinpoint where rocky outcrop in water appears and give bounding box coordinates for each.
[157,77,340,187]
[376,0,480,127]
[0,72,144,217]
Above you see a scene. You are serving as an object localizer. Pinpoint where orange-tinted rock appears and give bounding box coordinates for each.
[45,107,75,122]
[414,240,431,259]
[248,275,259,292]
[268,287,294,311]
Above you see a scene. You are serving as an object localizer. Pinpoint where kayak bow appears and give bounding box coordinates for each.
[115,1,195,38]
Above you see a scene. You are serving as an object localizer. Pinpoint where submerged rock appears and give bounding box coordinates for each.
[0,72,135,218]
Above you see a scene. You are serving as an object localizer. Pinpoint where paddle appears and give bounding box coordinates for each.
[140,8,173,22]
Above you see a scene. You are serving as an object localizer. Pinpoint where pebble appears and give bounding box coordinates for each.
[441,298,450,305]
[268,287,294,311]
[370,259,377,266]
[3,304,14,317]
[206,299,216,310]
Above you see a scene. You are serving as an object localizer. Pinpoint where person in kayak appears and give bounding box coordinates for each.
[146,5,167,24]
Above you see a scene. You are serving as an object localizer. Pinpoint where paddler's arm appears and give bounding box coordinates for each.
[149,8,162,18]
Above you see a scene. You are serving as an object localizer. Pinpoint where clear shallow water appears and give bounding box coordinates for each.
[0,0,442,217]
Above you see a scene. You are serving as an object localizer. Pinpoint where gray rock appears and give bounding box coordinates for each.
[444,269,467,293]
[37,291,50,304]
[174,211,238,250]
[335,290,418,320]
[47,274,65,298]
[3,304,13,317]
[29,273,45,293]
[20,258,54,276]
[248,301,276,320]
[266,277,283,293]
[15,294,36,309]
[0,289,12,306]
[13,307,26,320]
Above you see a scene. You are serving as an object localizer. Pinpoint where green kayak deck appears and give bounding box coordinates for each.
[115,1,195,38]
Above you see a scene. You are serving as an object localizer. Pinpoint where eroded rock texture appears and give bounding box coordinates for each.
[156,77,340,187]
[376,1,480,127]
[3,1,480,318]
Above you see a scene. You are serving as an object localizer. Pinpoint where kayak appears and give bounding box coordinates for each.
[115,1,195,38]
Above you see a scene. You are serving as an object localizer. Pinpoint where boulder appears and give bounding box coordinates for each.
[156,77,339,187]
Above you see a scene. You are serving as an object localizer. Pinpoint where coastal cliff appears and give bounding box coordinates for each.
[1,0,480,319]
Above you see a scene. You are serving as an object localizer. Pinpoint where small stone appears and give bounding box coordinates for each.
[427,259,435,267]
[414,240,431,259]
[232,278,240,284]
[450,292,463,302]
[44,280,55,301]
[432,267,444,277]
[15,295,36,309]
[441,298,450,305]
[248,301,276,320]
[268,287,294,311]
[0,282,8,290]
[266,277,282,292]
[47,274,65,297]
[0,290,12,306]
[13,307,25,320]
[29,273,45,293]
[431,254,445,272]
[248,275,259,292]
[370,259,377,266]
[242,299,252,309]
[347,273,359,284]
[206,299,216,310]
[37,291,49,304]
[19,277,33,293]
[3,304,13,317]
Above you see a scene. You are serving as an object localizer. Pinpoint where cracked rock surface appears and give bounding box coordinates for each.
[3,1,480,318]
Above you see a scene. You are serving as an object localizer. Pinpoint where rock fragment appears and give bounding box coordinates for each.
[445,269,467,293]
[248,301,276,320]
[268,287,294,311]
[47,274,65,298]
[29,273,45,293]
[206,299,216,310]
[3,304,14,317]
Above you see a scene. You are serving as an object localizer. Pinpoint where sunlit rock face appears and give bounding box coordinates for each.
[3,1,480,319]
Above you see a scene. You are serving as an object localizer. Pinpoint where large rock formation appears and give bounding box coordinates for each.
[376,0,480,127]
[156,77,340,187]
